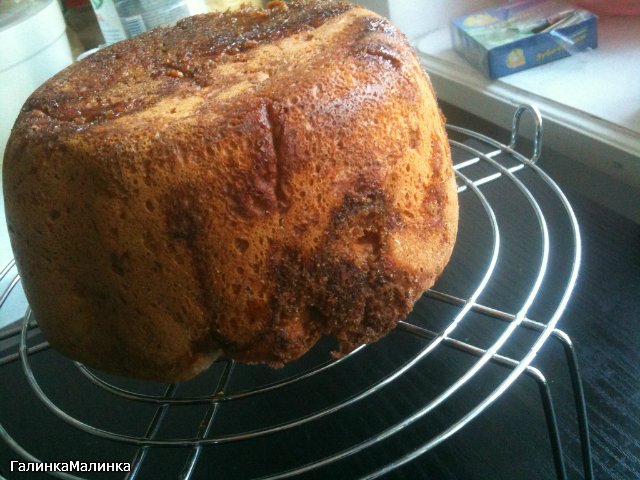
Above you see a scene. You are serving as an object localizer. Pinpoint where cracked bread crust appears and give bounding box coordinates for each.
[3,0,458,382]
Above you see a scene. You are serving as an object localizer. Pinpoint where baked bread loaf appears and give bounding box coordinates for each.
[3,0,458,382]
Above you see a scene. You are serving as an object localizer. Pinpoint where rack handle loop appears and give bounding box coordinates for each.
[509,104,543,164]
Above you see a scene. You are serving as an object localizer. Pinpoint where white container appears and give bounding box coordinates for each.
[0,0,73,162]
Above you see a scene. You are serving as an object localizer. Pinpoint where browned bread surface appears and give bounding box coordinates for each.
[3,0,458,382]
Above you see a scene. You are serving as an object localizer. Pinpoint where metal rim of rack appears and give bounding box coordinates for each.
[0,104,593,480]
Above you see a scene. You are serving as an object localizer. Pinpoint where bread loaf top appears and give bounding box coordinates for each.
[13,1,370,141]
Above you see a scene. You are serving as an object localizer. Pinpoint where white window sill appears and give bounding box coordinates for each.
[415,15,640,221]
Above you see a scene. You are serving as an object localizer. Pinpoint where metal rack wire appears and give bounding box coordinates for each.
[0,105,593,479]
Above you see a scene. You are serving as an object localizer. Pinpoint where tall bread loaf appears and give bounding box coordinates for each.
[3,0,458,382]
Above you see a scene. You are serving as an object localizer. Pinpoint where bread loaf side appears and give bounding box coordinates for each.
[3,0,458,382]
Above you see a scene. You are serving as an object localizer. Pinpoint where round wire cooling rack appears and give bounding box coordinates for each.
[0,104,594,480]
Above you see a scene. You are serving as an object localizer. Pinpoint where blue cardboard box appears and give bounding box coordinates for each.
[451,0,598,79]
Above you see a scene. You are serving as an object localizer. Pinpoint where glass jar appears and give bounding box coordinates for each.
[90,0,207,44]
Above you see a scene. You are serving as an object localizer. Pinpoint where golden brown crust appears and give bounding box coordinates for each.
[3,0,458,382]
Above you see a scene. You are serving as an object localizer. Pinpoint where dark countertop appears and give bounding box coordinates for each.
[0,103,638,479]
